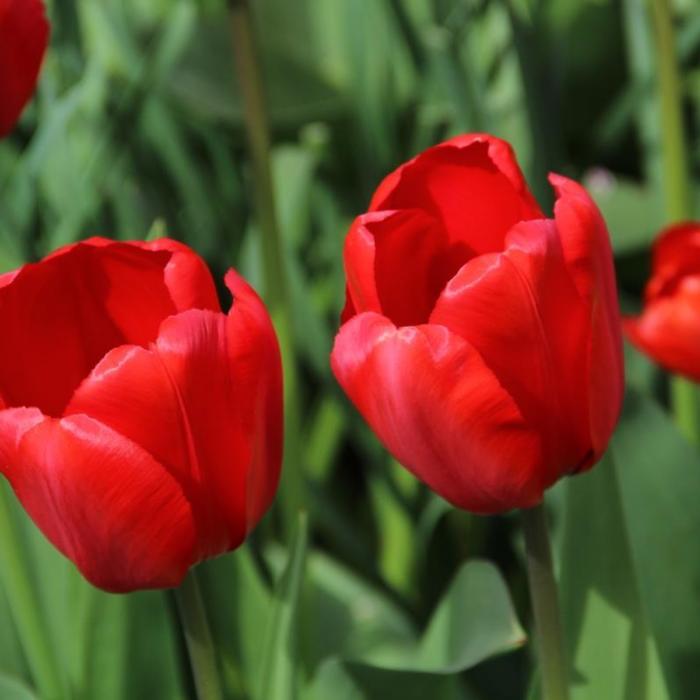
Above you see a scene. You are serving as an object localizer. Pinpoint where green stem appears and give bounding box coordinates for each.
[651,0,691,221]
[0,487,63,699]
[229,0,303,538]
[173,572,223,700]
[650,0,698,437]
[671,376,700,445]
[522,504,569,700]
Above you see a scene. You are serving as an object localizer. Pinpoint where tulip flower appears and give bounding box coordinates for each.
[0,238,283,592]
[624,222,700,382]
[331,133,624,514]
[0,0,49,136]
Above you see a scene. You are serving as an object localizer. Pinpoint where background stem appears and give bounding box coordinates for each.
[522,503,569,700]
[173,572,223,700]
[229,0,303,538]
[649,0,700,440]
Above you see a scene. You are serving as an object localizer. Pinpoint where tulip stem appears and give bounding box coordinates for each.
[0,487,63,699]
[229,0,303,539]
[522,503,569,700]
[671,376,700,445]
[173,572,223,700]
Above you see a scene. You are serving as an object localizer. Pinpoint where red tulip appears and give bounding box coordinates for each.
[0,238,283,592]
[331,134,624,514]
[0,0,49,137]
[624,222,700,382]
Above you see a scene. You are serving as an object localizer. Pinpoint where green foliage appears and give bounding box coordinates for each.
[3,0,700,699]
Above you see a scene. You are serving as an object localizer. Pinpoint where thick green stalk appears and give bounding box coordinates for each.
[0,488,63,699]
[173,572,223,700]
[522,504,569,700]
[649,0,698,440]
[229,0,303,534]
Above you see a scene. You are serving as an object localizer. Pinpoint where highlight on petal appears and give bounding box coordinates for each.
[66,270,282,559]
[430,219,591,477]
[0,0,50,136]
[550,174,624,459]
[369,134,542,256]
[331,312,545,513]
[0,410,196,593]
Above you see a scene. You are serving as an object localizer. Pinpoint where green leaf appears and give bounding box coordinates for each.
[558,455,669,700]
[414,560,525,673]
[612,389,700,697]
[0,674,38,700]
[256,513,309,700]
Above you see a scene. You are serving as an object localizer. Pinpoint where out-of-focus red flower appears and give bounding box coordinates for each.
[0,0,49,137]
[0,238,283,592]
[331,134,624,514]
[625,222,700,382]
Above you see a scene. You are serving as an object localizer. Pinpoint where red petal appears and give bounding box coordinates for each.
[134,238,220,312]
[430,219,591,477]
[550,175,624,458]
[66,270,282,554]
[643,222,700,301]
[331,312,545,513]
[0,409,195,592]
[369,134,542,256]
[0,0,49,136]
[343,209,460,326]
[624,276,700,383]
[0,242,177,415]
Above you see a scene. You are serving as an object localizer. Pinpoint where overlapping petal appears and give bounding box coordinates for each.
[369,134,542,256]
[331,313,545,513]
[0,409,195,592]
[430,219,591,478]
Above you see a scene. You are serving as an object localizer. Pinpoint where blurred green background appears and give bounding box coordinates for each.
[2,0,700,699]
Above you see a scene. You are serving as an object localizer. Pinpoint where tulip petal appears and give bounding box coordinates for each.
[430,219,591,477]
[369,134,542,255]
[66,270,282,555]
[0,0,49,136]
[136,238,220,312]
[343,209,461,326]
[0,409,195,592]
[331,312,545,513]
[644,223,700,300]
[624,276,700,383]
[550,175,624,458]
[0,242,177,415]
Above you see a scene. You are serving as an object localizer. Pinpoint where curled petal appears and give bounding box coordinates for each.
[0,409,195,593]
[343,209,456,326]
[331,313,545,513]
[135,238,220,312]
[369,134,542,255]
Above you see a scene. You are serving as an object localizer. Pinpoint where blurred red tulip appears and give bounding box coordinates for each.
[0,0,49,136]
[625,222,700,382]
[0,238,283,592]
[331,134,624,514]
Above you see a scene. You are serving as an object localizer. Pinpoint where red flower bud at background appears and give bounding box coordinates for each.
[0,0,49,137]
[331,134,624,514]
[624,222,700,382]
[0,238,283,592]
